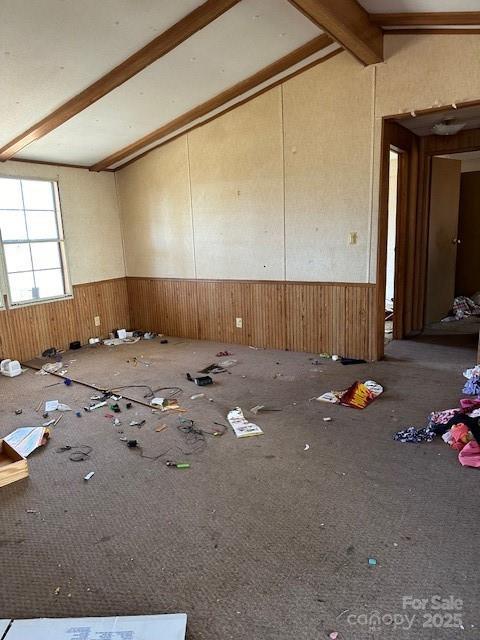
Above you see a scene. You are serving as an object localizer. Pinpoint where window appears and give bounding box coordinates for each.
[0,177,70,305]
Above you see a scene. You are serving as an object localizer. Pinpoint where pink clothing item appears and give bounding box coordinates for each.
[460,397,480,411]
[458,441,480,468]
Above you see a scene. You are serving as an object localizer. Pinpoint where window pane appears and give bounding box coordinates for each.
[30,241,61,270]
[21,179,54,210]
[0,210,27,241]
[0,178,23,209]
[35,268,65,299]
[9,271,35,302]
[26,210,58,240]
[4,243,32,273]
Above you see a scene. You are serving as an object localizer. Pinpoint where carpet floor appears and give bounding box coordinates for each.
[0,336,478,639]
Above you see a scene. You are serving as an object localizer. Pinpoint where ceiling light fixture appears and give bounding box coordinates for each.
[432,119,466,136]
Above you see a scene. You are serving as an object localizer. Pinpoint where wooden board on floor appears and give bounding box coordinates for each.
[0,440,28,488]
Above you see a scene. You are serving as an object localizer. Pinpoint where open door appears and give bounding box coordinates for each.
[424,157,461,325]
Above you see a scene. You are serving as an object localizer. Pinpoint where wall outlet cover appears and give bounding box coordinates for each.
[235,317,243,329]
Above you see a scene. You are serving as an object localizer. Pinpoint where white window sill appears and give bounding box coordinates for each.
[2,293,74,310]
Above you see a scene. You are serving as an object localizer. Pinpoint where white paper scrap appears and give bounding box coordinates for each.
[227,407,263,438]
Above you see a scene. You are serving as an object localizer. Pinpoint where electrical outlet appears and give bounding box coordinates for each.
[349,232,358,245]
[236,317,243,329]
[94,316,101,327]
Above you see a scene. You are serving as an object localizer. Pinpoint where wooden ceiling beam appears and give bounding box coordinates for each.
[90,34,335,171]
[371,12,480,27]
[288,0,383,65]
[0,0,240,162]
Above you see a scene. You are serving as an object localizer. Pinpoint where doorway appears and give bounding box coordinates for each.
[423,152,480,340]
[377,101,480,359]
[384,149,399,344]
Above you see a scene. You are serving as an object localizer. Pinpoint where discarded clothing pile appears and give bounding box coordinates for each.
[442,294,480,321]
[463,365,480,396]
[393,370,480,469]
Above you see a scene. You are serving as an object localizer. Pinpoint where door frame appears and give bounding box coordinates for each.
[376,101,480,359]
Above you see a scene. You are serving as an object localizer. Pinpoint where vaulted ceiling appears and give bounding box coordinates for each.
[1,0,479,171]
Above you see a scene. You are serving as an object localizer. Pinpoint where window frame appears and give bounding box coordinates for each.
[0,175,72,308]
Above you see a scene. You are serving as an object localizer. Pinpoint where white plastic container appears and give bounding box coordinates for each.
[0,359,22,377]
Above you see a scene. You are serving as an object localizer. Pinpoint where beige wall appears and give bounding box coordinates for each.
[117,34,480,286]
[0,160,125,286]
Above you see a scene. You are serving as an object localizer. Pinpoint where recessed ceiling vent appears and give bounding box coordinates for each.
[432,119,466,136]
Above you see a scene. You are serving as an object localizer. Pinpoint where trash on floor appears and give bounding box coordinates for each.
[227,407,264,438]
[368,557,377,566]
[150,398,186,412]
[129,419,146,427]
[190,393,205,400]
[166,460,190,469]
[1,613,188,640]
[84,401,107,412]
[83,471,95,481]
[186,373,213,386]
[104,336,141,346]
[340,357,367,365]
[0,359,23,377]
[317,380,383,409]
[44,400,72,412]
[216,350,233,357]
[4,426,50,458]
[37,361,64,375]
[250,405,282,415]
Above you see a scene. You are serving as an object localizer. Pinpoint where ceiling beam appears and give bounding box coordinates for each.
[90,34,335,171]
[288,0,383,65]
[371,12,480,27]
[0,0,240,162]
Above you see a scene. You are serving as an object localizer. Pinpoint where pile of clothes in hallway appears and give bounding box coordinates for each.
[393,365,480,468]
[441,292,480,322]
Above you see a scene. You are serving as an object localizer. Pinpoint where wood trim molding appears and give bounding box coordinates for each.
[126,275,374,288]
[371,12,480,27]
[90,34,334,171]
[288,0,383,65]
[385,28,480,35]
[0,0,240,162]
[384,98,480,123]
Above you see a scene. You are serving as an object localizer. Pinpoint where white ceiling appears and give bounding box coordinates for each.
[442,150,480,159]
[0,0,202,149]
[395,104,480,136]
[358,0,480,12]
[2,0,333,169]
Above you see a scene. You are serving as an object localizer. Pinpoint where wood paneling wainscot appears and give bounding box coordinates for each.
[0,277,130,362]
[127,277,377,360]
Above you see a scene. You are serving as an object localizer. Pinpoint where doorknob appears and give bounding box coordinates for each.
[452,238,461,244]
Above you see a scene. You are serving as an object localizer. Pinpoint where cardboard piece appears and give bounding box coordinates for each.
[4,427,49,458]
[6,614,187,640]
[0,619,11,637]
[0,440,28,488]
